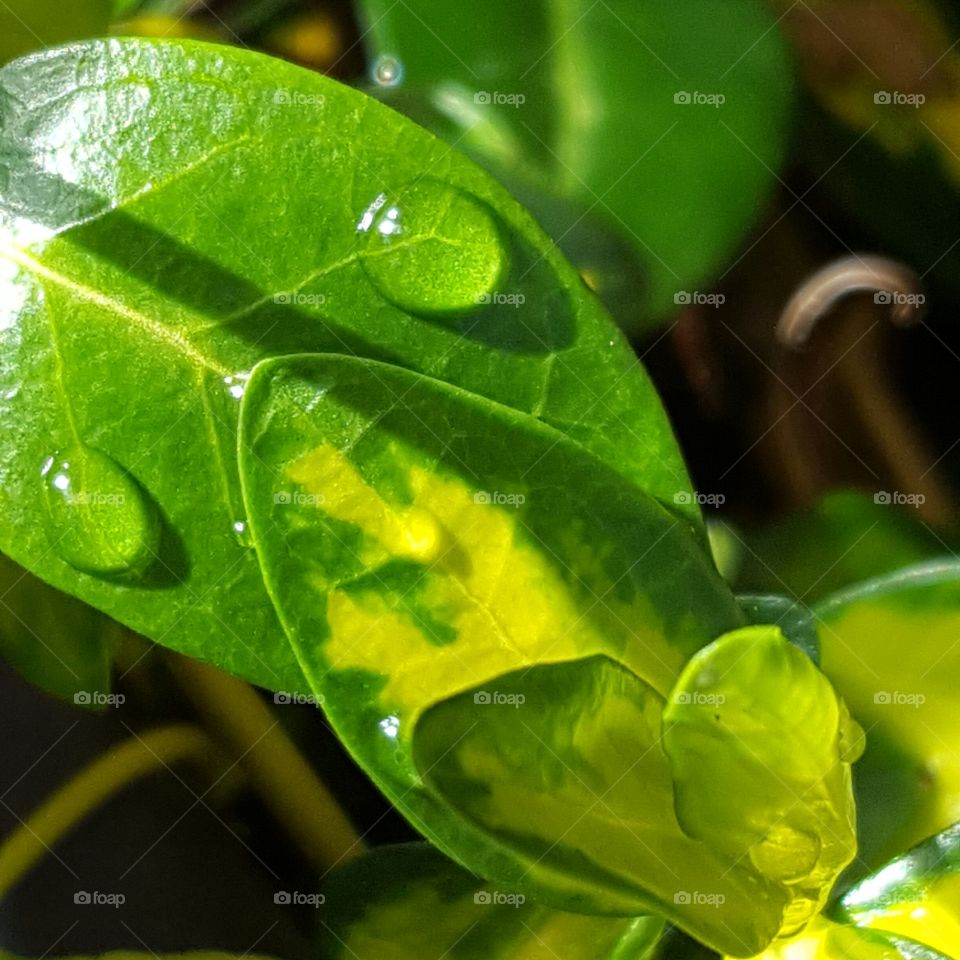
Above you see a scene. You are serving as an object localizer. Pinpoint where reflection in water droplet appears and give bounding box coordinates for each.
[41,445,160,579]
[357,180,508,317]
[379,715,400,739]
[749,824,821,883]
[373,55,403,88]
[232,519,253,547]
[223,371,251,401]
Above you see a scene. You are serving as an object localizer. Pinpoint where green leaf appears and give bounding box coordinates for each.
[0,38,698,693]
[662,625,860,940]
[0,552,120,703]
[746,917,953,960]
[320,843,665,960]
[0,0,110,64]
[737,593,820,665]
[236,352,844,956]
[814,560,960,872]
[358,0,794,327]
[835,821,960,959]
[734,492,943,604]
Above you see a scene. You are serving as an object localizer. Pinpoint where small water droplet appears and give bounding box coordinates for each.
[379,714,400,739]
[838,704,866,763]
[373,54,403,88]
[232,519,254,547]
[357,179,508,316]
[41,445,160,579]
[749,824,820,883]
[223,371,251,401]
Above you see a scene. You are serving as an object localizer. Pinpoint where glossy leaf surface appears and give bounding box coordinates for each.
[359,0,794,326]
[320,843,665,960]
[836,821,960,959]
[238,353,857,955]
[663,625,860,938]
[0,38,697,693]
[815,561,960,871]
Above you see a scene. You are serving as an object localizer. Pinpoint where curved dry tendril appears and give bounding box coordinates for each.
[777,254,925,347]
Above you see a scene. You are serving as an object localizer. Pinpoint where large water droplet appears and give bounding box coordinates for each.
[357,180,508,316]
[41,445,160,579]
[748,824,821,883]
[373,54,403,88]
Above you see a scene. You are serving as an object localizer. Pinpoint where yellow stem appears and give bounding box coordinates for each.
[167,654,365,870]
[0,724,218,899]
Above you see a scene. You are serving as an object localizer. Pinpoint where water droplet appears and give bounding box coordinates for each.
[223,371,250,401]
[379,714,400,739]
[232,519,253,547]
[357,179,508,316]
[373,54,403,88]
[838,704,866,763]
[41,445,160,579]
[749,824,821,883]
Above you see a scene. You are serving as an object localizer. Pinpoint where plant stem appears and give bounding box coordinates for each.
[167,654,365,871]
[0,723,218,899]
